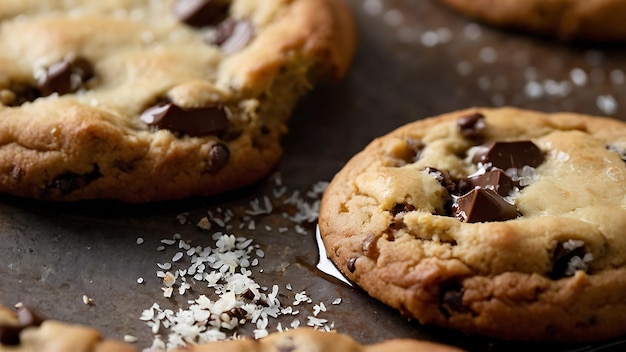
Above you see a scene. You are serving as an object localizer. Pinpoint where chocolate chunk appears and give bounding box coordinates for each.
[71,58,95,82]
[209,19,254,54]
[52,165,102,195]
[458,169,516,196]
[423,167,456,194]
[38,60,72,96]
[439,283,467,318]
[226,307,247,320]
[3,84,41,107]
[473,141,544,170]
[390,202,416,216]
[141,103,228,137]
[207,143,230,173]
[37,58,94,96]
[457,112,486,140]
[452,188,518,223]
[347,257,357,273]
[241,289,255,301]
[551,241,588,279]
[362,233,379,259]
[172,0,230,27]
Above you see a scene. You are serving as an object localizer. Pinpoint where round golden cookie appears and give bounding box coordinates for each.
[319,107,626,341]
[0,304,465,352]
[0,0,355,203]
[439,0,626,41]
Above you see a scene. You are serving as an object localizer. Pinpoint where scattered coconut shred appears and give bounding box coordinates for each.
[137,174,340,351]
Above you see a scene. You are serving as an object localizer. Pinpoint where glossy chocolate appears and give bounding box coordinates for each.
[140,103,228,137]
[458,169,516,196]
[172,0,229,27]
[473,141,544,169]
[452,188,518,223]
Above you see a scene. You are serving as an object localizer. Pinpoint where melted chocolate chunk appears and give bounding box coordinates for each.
[550,241,588,279]
[439,283,465,318]
[457,112,486,141]
[458,169,516,196]
[208,19,254,54]
[207,143,230,173]
[52,165,102,195]
[347,257,357,273]
[423,167,456,194]
[172,0,230,27]
[390,202,416,216]
[141,103,228,137]
[452,188,518,223]
[473,141,544,170]
[362,233,379,259]
[37,58,94,96]
[0,304,44,345]
[3,84,41,107]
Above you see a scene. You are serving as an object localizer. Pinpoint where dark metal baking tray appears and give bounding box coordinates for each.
[2,0,626,351]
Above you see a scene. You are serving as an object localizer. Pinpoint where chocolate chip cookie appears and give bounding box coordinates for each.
[0,0,355,202]
[0,303,465,352]
[439,0,626,41]
[319,107,626,341]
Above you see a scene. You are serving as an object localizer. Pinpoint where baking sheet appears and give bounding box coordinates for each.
[2,0,626,351]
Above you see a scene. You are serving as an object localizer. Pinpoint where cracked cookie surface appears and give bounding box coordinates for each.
[319,107,626,341]
[0,0,355,203]
[439,0,626,41]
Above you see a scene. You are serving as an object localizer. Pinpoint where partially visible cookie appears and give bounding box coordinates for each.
[0,303,465,352]
[0,0,355,203]
[187,328,465,352]
[439,0,626,41]
[319,107,626,341]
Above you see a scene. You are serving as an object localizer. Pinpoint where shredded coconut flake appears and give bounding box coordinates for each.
[137,176,337,350]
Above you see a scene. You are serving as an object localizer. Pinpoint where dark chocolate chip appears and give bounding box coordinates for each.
[458,169,517,196]
[241,289,255,301]
[390,202,416,216]
[140,103,228,137]
[473,141,544,170]
[5,85,41,107]
[347,257,357,273]
[226,307,247,320]
[172,0,230,27]
[457,112,486,141]
[52,165,102,195]
[439,283,465,318]
[38,60,72,96]
[71,57,95,82]
[37,58,94,96]
[362,233,379,259]
[452,188,518,223]
[550,241,587,279]
[207,143,230,173]
[208,19,254,54]
[423,167,456,194]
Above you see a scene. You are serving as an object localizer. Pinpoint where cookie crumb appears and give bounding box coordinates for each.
[82,295,93,305]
